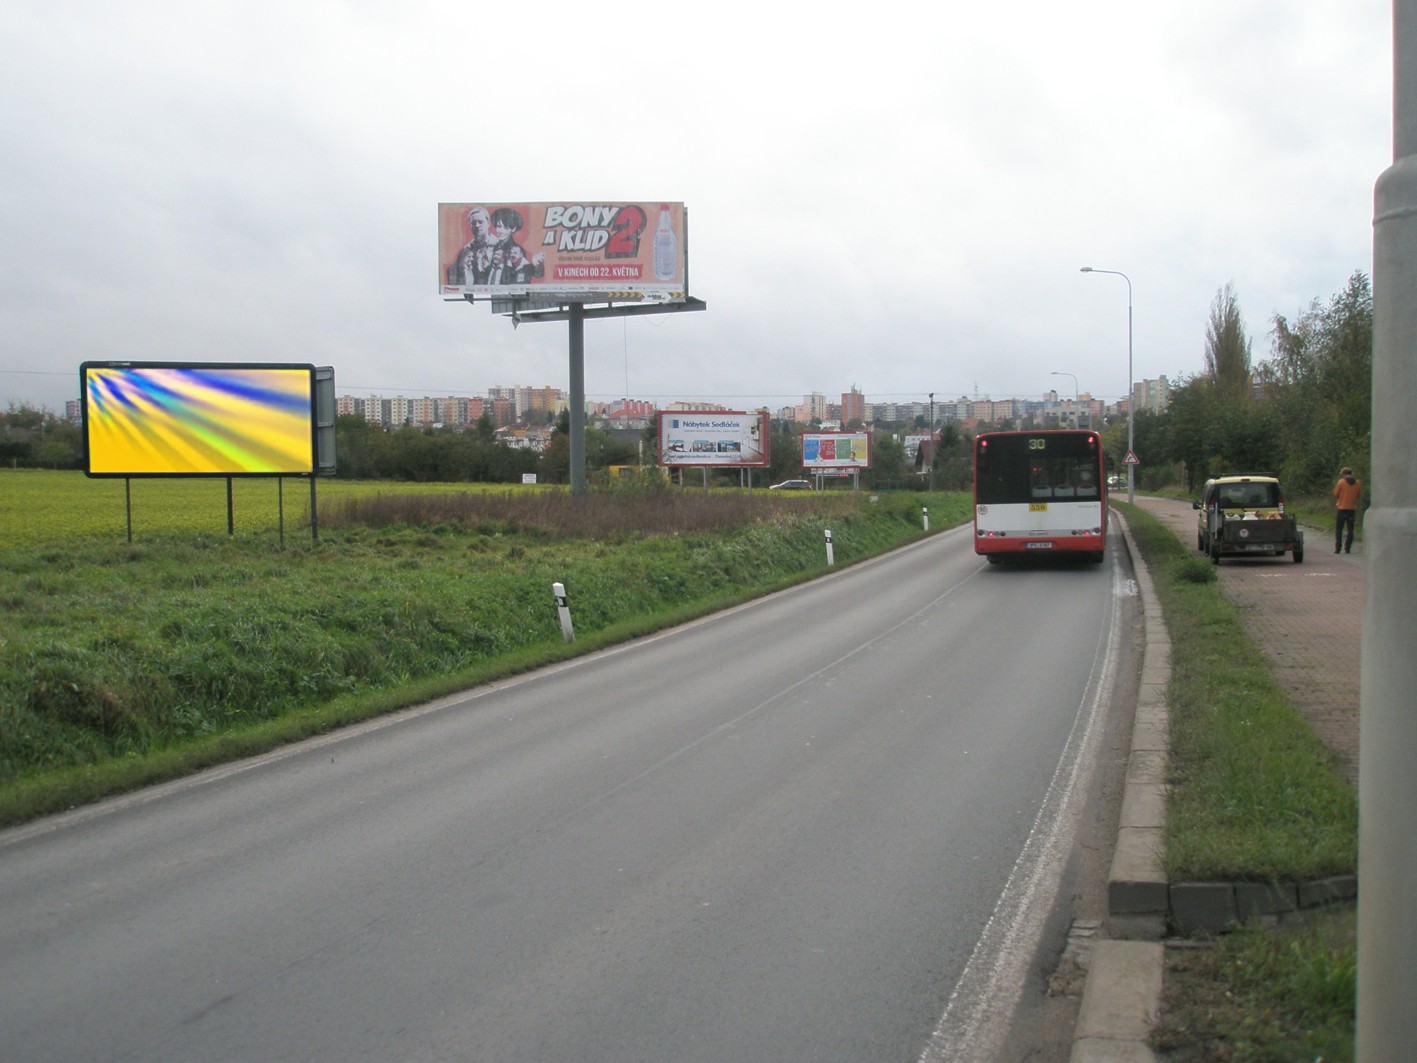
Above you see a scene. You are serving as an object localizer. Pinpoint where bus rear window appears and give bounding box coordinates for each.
[977,434,1102,505]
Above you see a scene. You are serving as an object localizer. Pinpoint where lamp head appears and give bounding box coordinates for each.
[1079,266,1094,273]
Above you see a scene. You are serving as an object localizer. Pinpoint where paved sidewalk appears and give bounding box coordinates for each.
[1131,496,1362,784]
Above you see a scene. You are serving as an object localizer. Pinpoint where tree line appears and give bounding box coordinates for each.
[1117,271,1371,496]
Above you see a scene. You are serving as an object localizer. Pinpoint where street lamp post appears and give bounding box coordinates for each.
[1079,267,1134,504]
[1050,371,1078,429]
[927,392,935,493]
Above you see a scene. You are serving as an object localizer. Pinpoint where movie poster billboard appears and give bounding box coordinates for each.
[657,411,769,468]
[80,362,318,477]
[439,202,686,303]
[802,431,871,469]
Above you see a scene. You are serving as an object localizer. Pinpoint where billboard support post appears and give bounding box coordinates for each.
[486,297,706,495]
[569,304,587,496]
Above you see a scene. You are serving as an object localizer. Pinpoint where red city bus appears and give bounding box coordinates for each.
[973,430,1108,563]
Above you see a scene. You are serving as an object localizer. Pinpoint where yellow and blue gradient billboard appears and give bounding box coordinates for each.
[81,362,317,476]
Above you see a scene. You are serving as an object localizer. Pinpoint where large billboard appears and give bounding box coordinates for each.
[81,362,318,477]
[439,202,686,303]
[657,411,769,468]
[802,431,872,469]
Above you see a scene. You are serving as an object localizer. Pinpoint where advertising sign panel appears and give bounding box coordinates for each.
[802,431,871,469]
[439,202,686,303]
[81,362,318,477]
[657,411,769,468]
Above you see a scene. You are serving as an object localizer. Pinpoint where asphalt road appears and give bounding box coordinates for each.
[0,524,1137,1062]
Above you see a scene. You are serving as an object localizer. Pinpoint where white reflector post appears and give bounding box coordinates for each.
[552,582,574,643]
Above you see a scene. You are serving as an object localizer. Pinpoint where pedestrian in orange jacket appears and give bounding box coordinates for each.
[1333,467,1362,553]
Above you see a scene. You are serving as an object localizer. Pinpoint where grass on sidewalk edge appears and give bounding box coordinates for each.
[1118,502,1357,1062]
[1118,502,1356,882]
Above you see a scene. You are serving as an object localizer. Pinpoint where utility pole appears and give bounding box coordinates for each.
[1359,3,1417,1058]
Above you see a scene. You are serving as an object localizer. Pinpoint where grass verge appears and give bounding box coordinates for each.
[0,481,970,827]
[1117,502,1357,1061]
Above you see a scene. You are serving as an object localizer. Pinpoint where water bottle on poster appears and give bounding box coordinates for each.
[653,205,677,281]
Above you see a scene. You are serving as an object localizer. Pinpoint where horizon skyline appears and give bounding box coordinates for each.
[9,369,1144,418]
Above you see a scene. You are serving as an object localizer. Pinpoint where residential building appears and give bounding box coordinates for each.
[841,386,865,425]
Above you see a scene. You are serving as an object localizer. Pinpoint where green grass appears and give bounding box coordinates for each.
[1118,501,1357,1060]
[0,468,539,547]
[1119,502,1356,881]
[1152,911,1356,1062]
[0,470,971,826]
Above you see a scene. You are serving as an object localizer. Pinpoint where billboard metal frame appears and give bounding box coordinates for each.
[801,430,873,470]
[656,410,770,469]
[439,202,688,305]
[78,361,334,542]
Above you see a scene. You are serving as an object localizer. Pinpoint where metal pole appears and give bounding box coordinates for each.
[928,392,935,492]
[1051,371,1079,429]
[1359,4,1417,1058]
[1050,371,1078,399]
[1127,288,1134,504]
[1079,267,1134,503]
[568,303,587,496]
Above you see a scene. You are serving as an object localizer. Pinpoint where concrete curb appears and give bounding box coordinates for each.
[1071,513,1168,1062]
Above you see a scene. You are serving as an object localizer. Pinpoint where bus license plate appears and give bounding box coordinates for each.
[1025,542,1054,549]
[1029,502,1048,512]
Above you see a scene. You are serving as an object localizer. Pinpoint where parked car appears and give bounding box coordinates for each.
[769,479,813,490]
[1193,473,1305,564]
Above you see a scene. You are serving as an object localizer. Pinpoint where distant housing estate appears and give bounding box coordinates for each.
[330,378,1168,434]
[60,377,1167,436]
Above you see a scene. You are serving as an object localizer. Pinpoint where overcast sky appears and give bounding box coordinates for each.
[1,1,1393,416]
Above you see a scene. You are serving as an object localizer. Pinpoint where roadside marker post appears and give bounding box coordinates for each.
[552,582,574,643]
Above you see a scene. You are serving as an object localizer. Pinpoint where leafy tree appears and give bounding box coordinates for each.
[1159,375,1220,488]
[764,423,802,484]
[1205,282,1253,401]
[332,414,384,479]
[473,411,496,443]
[540,410,571,484]
[1098,273,1370,499]
[0,403,81,469]
[584,426,636,471]
[865,433,907,490]
[1263,271,1372,493]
